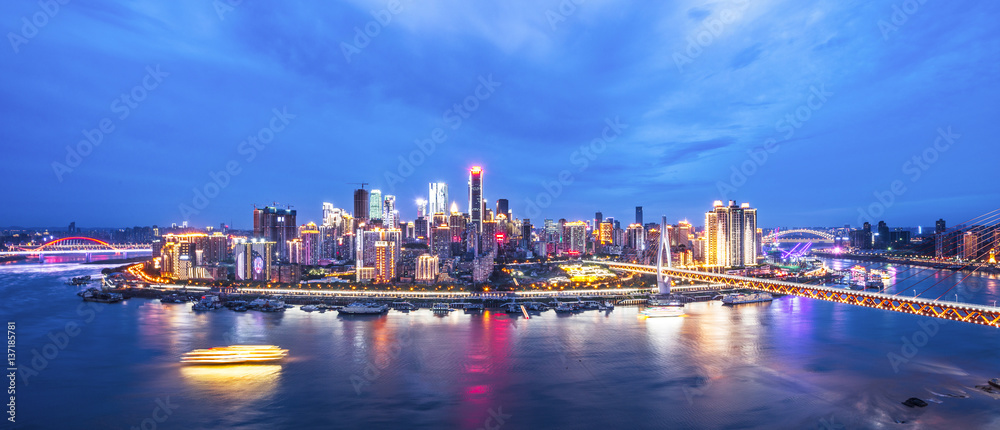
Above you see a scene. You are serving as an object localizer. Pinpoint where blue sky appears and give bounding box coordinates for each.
[2,0,998,229]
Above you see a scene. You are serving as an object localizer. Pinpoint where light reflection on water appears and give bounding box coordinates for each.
[4,260,1000,429]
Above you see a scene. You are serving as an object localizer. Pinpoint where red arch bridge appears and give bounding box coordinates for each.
[592,261,1000,328]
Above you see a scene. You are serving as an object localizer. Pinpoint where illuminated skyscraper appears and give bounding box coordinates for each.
[374,241,396,283]
[429,182,448,215]
[369,189,383,223]
[383,194,397,228]
[496,199,509,220]
[626,223,645,251]
[416,198,428,218]
[468,166,484,233]
[234,238,275,281]
[704,200,758,267]
[635,206,643,225]
[563,221,587,254]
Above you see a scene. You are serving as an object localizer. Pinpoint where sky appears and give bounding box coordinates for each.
[2,0,999,230]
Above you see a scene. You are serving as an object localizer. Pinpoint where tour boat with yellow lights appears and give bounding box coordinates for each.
[180,345,289,364]
[640,306,686,318]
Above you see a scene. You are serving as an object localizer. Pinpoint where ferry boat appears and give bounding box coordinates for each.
[640,306,686,318]
[722,293,774,305]
[431,303,452,313]
[338,302,388,315]
[180,345,288,364]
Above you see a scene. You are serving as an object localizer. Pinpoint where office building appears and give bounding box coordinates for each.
[383,194,397,229]
[563,221,587,254]
[635,206,643,225]
[353,188,369,222]
[935,219,947,234]
[468,166,484,233]
[234,238,275,281]
[253,206,297,262]
[369,189,383,223]
[496,199,509,220]
[429,182,448,215]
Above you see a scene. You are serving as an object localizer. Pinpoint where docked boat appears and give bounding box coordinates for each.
[338,302,388,315]
[554,303,574,313]
[160,294,188,304]
[180,345,288,364]
[463,303,484,313]
[78,288,123,303]
[391,301,418,311]
[431,303,453,313]
[640,306,686,318]
[300,305,318,312]
[722,293,774,305]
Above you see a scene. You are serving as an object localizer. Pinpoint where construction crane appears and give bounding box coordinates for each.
[347,182,369,190]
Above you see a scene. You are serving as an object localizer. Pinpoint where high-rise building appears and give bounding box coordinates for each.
[635,207,643,225]
[431,224,452,259]
[626,223,645,250]
[563,221,587,254]
[961,231,980,260]
[935,219,947,234]
[253,206,297,262]
[373,240,397,283]
[416,254,439,282]
[876,221,890,248]
[481,220,498,255]
[295,222,321,265]
[704,200,758,267]
[429,182,448,215]
[234,238,275,281]
[353,188,370,222]
[496,199,509,220]
[416,198,428,218]
[468,166,484,233]
[595,211,603,227]
[599,221,613,245]
[520,219,532,249]
[369,189,383,223]
[383,195,397,228]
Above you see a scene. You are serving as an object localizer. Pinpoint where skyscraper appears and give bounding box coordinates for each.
[429,182,448,215]
[704,200,758,267]
[935,219,947,234]
[496,199,509,220]
[353,188,369,223]
[369,189,383,223]
[383,194,397,228]
[468,166,484,233]
[635,206,643,225]
[253,206,297,262]
[563,221,587,254]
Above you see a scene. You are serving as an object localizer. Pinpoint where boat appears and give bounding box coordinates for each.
[989,378,1000,389]
[391,301,418,311]
[463,303,484,313]
[338,302,388,315]
[554,303,574,313]
[722,293,774,305]
[78,288,123,303]
[160,294,187,304]
[232,305,248,312]
[431,303,453,313]
[300,305,318,312]
[180,345,288,364]
[192,295,223,311]
[499,302,522,313]
[66,275,92,286]
[640,306,686,318]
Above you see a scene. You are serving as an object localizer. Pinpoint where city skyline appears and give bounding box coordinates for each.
[3,2,999,228]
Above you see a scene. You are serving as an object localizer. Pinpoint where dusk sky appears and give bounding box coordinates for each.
[3,0,998,230]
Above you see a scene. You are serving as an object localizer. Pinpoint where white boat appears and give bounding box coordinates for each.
[391,301,418,311]
[338,302,387,315]
[722,293,774,305]
[554,303,574,313]
[431,303,452,313]
[640,306,686,318]
[300,305,318,312]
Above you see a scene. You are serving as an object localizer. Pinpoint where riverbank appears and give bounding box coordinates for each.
[813,251,1000,274]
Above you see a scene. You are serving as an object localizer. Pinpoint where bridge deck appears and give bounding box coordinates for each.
[596,261,1000,328]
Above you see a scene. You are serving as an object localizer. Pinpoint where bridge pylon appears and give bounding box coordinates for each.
[656,215,672,295]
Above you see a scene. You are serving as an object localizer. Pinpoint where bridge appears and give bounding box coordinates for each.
[0,237,152,260]
[593,261,1000,328]
[763,229,836,243]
